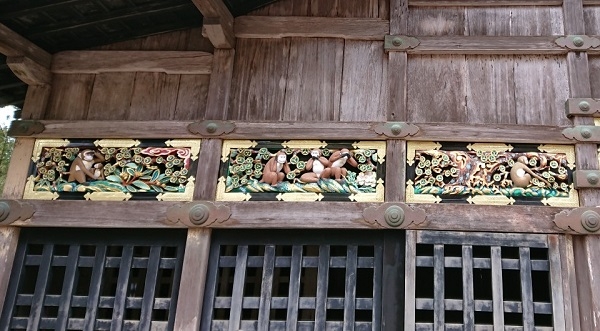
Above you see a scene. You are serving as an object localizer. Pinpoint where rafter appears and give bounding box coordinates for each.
[191,0,235,48]
[0,24,52,86]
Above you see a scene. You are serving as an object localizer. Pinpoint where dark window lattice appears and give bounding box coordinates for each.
[0,228,186,331]
[200,230,396,331]
[406,231,566,331]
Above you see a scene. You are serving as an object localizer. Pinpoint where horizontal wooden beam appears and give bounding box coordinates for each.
[409,0,561,6]
[51,51,213,74]
[18,120,573,144]
[0,23,51,67]
[583,0,600,4]
[389,36,567,55]
[7,56,52,86]
[234,16,389,41]
[14,200,568,234]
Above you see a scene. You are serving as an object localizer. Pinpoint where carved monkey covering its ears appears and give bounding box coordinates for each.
[299,149,331,183]
[68,149,105,184]
[260,150,290,186]
[327,148,358,181]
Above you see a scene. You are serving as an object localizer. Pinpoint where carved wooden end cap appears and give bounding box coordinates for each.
[0,200,35,226]
[554,207,600,234]
[372,122,419,138]
[165,201,231,227]
[362,203,427,229]
[7,120,45,137]
[188,120,235,136]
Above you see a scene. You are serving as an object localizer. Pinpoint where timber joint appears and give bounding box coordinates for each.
[555,35,600,50]
[362,202,428,229]
[554,207,600,234]
[165,201,231,227]
[384,35,420,52]
[188,120,235,136]
[372,122,419,138]
[7,120,45,137]
[0,200,35,226]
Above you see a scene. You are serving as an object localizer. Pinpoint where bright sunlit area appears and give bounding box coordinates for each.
[0,105,16,127]
[0,105,16,192]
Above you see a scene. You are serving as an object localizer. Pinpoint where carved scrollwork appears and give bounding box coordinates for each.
[165,201,231,227]
[0,200,35,226]
[554,207,600,234]
[362,202,427,229]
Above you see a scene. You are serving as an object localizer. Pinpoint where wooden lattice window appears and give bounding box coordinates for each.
[0,228,186,331]
[200,230,402,330]
[405,231,567,331]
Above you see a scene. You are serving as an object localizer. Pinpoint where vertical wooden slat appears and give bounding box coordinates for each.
[385,140,405,201]
[462,245,475,331]
[315,245,330,330]
[387,52,408,122]
[2,138,35,200]
[382,232,403,331]
[205,49,234,120]
[286,245,303,331]
[548,236,566,331]
[404,231,417,330]
[55,245,81,330]
[228,245,249,331]
[110,245,134,331]
[257,244,275,330]
[559,235,579,331]
[491,246,504,330]
[27,244,53,331]
[83,245,107,331]
[0,231,26,330]
[0,227,20,319]
[563,0,586,35]
[344,245,358,331]
[433,244,445,329]
[138,246,161,331]
[177,229,212,331]
[519,247,534,331]
[194,139,223,200]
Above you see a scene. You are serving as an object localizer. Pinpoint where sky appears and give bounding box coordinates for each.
[0,106,16,128]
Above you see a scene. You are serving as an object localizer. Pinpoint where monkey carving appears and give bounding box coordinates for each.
[299,149,330,183]
[68,149,105,184]
[260,150,290,186]
[510,156,550,188]
[327,148,358,182]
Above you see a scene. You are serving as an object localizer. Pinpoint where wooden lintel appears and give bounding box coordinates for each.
[0,23,51,67]
[51,51,213,74]
[7,56,52,86]
[203,17,235,49]
[388,36,566,55]
[409,0,561,5]
[234,16,389,41]
[13,200,568,234]
[583,0,600,4]
[19,120,573,144]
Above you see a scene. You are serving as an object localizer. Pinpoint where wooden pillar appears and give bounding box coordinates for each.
[562,0,600,328]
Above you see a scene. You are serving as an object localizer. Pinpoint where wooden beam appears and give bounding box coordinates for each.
[235,16,389,40]
[173,228,211,330]
[7,56,51,86]
[191,0,235,48]
[0,23,51,67]
[51,51,213,75]
[13,200,569,234]
[205,49,234,120]
[0,227,19,317]
[20,120,573,144]
[409,0,561,5]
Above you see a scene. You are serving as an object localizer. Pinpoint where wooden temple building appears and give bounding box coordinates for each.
[1,0,600,329]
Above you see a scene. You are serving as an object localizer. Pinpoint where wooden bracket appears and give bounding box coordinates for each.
[555,35,600,50]
[362,202,428,229]
[565,98,600,116]
[188,120,235,136]
[562,126,600,142]
[165,201,231,227]
[7,120,45,136]
[573,170,600,188]
[202,17,235,49]
[384,35,420,52]
[0,200,35,226]
[554,207,600,234]
[372,122,419,138]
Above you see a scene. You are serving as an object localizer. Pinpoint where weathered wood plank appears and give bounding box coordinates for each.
[286,245,303,331]
[7,56,52,86]
[385,140,405,201]
[13,201,570,233]
[283,38,343,121]
[467,7,564,36]
[519,247,535,331]
[51,51,213,75]
[548,236,567,331]
[343,245,358,330]
[55,245,80,330]
[591,56,600,98]
[87,73,135,120]
[45,74,95,120]
[341,41,388,121]
[194,139,222,200]
[410,0,561,5]
[128,73,180,120]
[228,245,248,331]
[338,0,382,18]
[584,8,600,36]
[564,0,586,34]
[462,245,475,331]
[572,236,600,330]
[28,244,53,330]
[2,138,35,199]
[20,85,51,120]
[401,36,566,54]
[83,245,107,331]
[387,52,407,121]
[0,227,20,317]
[205,49,234,120]
[0,23,52,67]
[314,245,330,330]
[433,245,445,329]
[407,7,466,35]
[491,246,505,330]
[404,231,417,330]
[173,229,211,331]
[257,244,276,329]
[234,16,389,40]
[203,17,236,49]
[110,245,134,331]
[23,120,573,143]
[309,0,339,16]
[229,38,290,121]
[138,246,161,331]
[174,74,210,120]
[558,235,579,331]
[390,0,409,34]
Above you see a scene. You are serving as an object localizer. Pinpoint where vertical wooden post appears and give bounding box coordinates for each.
[173,228,212,330]
[0,227,19,315]
[562,0,600,327]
